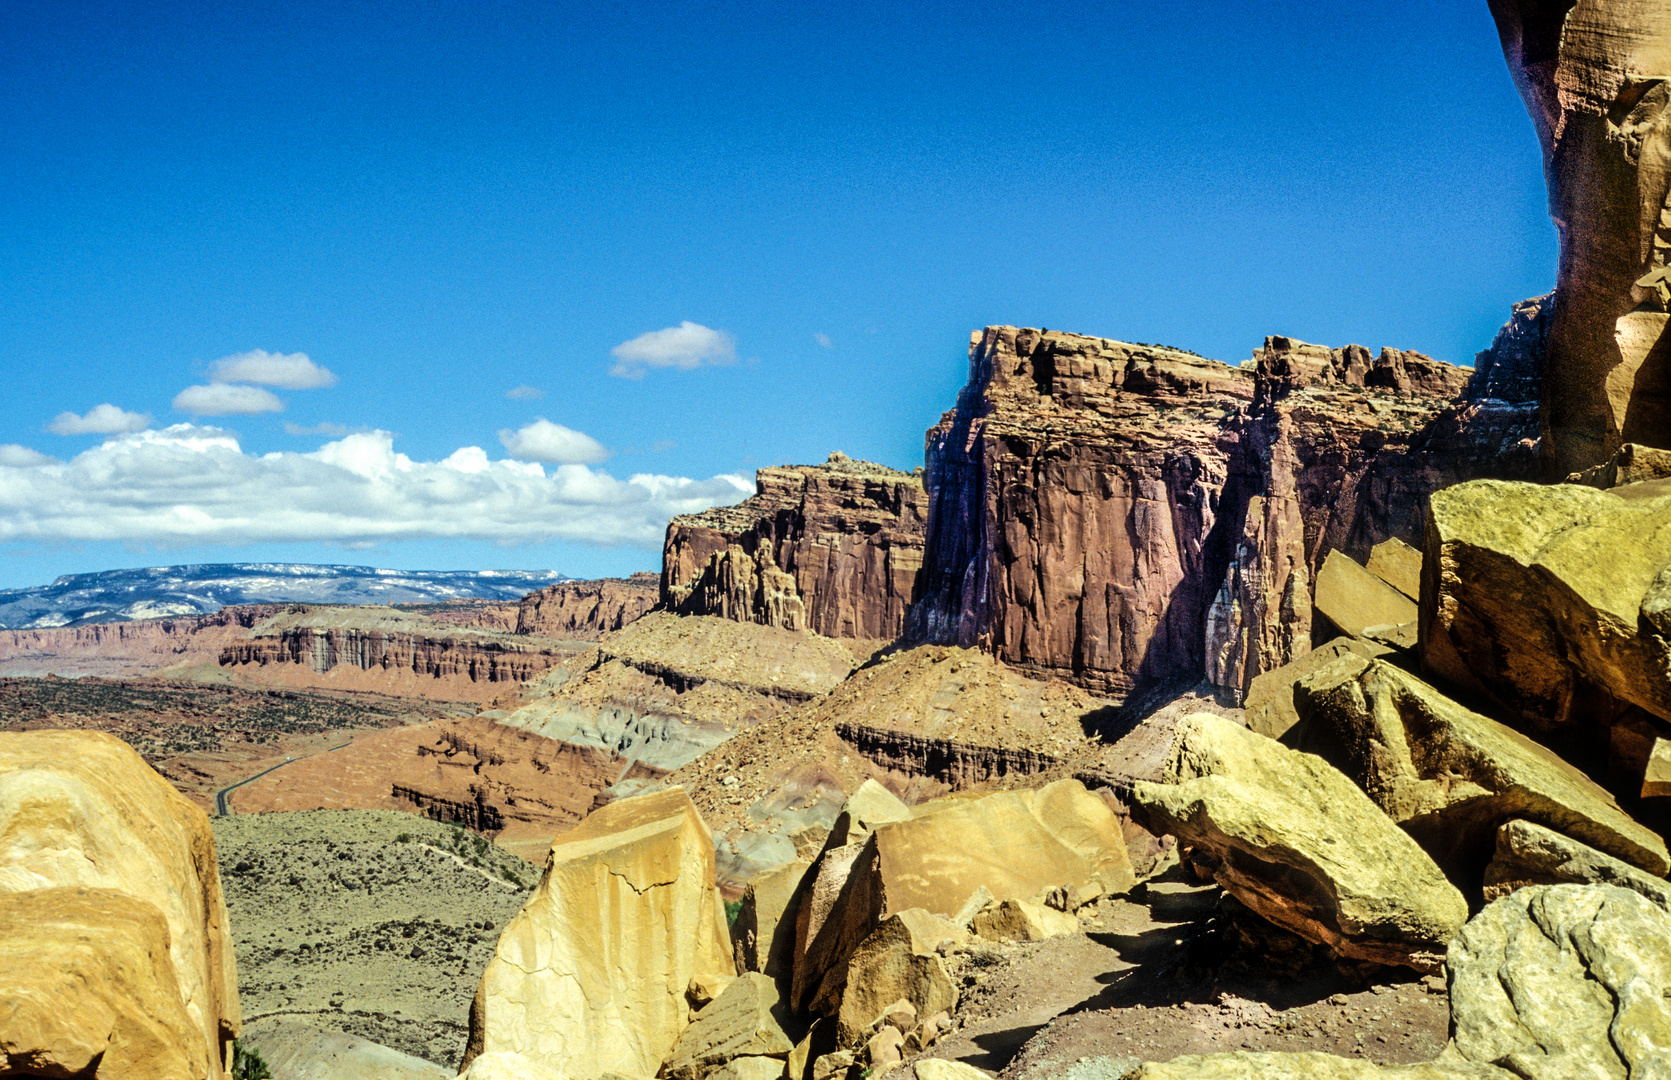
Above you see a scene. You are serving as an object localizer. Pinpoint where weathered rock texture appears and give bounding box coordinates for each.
[906,326,1538,703]
[1243,637,1391,740]
[1291,655,1669,887]
[0,603,283,679]
[462,788,735,1080]
[221,606,576,702]
[1483,818,1671,909]
[1130,714,1467,972]
[515,574,659,639]
[1420,479,1671,796]
[1489,0,1671,475]
[1123,1054,1508,1079]
[663,455,927,641]
[0,730,240,1077]
[1448,884,1671,1077]
[662,972,794,1080]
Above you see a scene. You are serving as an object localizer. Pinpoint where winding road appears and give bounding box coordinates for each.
[213,740,352,816]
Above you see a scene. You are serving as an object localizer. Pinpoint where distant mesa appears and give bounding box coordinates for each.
[0,562,570,630]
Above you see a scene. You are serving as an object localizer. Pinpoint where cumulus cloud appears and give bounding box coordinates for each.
[173,384,285,416]
[505,385,543,400]
[609,321,735,379]
[815,333,833,349]
[284,421,353,437]
[498,419,611,465]
[0,426,751,548]
[208,349,337,389]
[46,403,152,436]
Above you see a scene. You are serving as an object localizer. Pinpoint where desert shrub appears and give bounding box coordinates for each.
[725,899,743,927]
[232,1041,272,1080]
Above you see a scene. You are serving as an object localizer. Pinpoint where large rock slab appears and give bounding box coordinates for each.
[1313,549,1418,639]
[1365,537,1422,601]
[0,730,240,1077]
[661,972,794,1080]
[833,911,958,1046]
[1291,655,1670,883]
[1421,480,1671,742]
[1120,1053,1508,1079]
[733,858,811,979]
[241,1019,451,1080]
[462,787,735,1080]
[1483,819,1671,911]
[1129,714,1466,972]
[793,779,1132,1016]
[1447,884,1671,1077]
[0,886,211,1080]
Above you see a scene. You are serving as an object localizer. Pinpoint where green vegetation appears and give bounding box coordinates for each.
[231,1041,272,1080]
[725,898,744,927]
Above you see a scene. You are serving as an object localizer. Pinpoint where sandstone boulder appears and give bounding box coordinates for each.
[794,779,1132,1016]
[456,1051,566,1080]
[1447,884,1671,1077]
[1365,537,1422,601]
[1313,549,1418,640]
[834,911,959,1046]
[1129,714,1467,971]
[708,1057,787,1080]
[1483,819,1671,910]
[1421,480,1671,746]
[969,898,1078,943]
[1291,655,1669,884]
[661,972,794,1080]
[913,1061,994,1080]
[1118,1053,1508,1078]
[462,787,735,1080]
[239,1019,451,1080]
[1646,736,1671,798]
[826,779,911,848]
[1243,636,1391,739]
[0,730,240,1077]
[1567,442,1671,489]
[733,858,812,979]
[0,886,211,1080]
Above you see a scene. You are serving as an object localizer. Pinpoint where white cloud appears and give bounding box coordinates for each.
[283,421,353,437]
[498,419,610,465]
[815,333,833,349]
[0,426,752,548]
[609,321,736,379]
[505,385,543,400]
[209,349,337,389]
[47,404,152,436]
[173,384,285,416]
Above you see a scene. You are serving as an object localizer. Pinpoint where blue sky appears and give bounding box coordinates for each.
[0,0,1553,589]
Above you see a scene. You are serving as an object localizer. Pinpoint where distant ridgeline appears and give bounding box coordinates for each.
[0,563,569,629]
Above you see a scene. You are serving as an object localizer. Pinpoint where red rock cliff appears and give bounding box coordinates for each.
[661,455,927,641]
[905,326,1539,701]
[515,573,659,639]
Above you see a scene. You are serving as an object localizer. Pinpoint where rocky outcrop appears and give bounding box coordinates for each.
[0,730,240,1078]
[661,972,795,1080]
[515,574,659,639]
[1130,714,1467,972]
[1420,479,1671,796]
[663,454,928,641]
[220,606,576,702]
[0,603,282,678]
[1448,884,1671,1077]
[1290,655,1669,888]
[905,326,1538,703]
[1483,819,1671,909]
[1489,1,1671,475]
[462,787,735,1080]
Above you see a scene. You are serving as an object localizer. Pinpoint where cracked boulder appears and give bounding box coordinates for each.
[1130,713,1466,972]
[1447,884,1671,1078]
[1290,655,1669,889]
[661,972,794,1080]
[1483,819,1671,911]
[461,787,735,1080]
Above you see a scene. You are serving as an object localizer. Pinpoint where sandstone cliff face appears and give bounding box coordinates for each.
[906,326,1538,701]
[1490,0,1671,474]
[662,455,927,641]
[514,573,658,639]
[220,607,576,702]
[0,604,282,678]
[0,730,240,1077]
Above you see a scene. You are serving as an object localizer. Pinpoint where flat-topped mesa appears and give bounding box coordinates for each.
[905,325,1538,701]
[514,573,658,639]
[1489,0,1671,474]
[661,453,928,641]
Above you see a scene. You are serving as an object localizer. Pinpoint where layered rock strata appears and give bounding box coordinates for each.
[906,326,1538,702]
[461,787,735,1079]
[0,730,241,1077]
[662,454,927,641]
[514,573,658,639]
[0,603,282,678]
[1489,0,1671,474]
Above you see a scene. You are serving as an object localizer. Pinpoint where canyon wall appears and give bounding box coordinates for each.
[1489,0,1671,475]
[905,325,1540,701]
[661,454,928,641]
[0,604,283,678]
[516,573,659,638]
